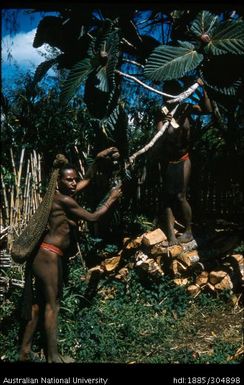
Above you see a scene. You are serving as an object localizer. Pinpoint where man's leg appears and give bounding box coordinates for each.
[161,163,180,246]
[164,206,179,245]
[176,158,193,243]
[32,249,62,363]
[19,303,40,361]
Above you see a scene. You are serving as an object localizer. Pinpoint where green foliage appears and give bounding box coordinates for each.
[233,242,244,254]
[205,20,244,56]
[145,10,244,95]
[60,58,94,105]
[0,287,22,362]
[123,214,154,235]
[144,44,203,82]
[190,10,220,37]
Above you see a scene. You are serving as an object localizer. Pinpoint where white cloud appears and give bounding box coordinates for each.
[2,29,48,68]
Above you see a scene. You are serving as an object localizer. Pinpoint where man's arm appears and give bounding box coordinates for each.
[192,78,213,114]
[76,178,91,192]
[75,147,120,193]
[63,186,122,222]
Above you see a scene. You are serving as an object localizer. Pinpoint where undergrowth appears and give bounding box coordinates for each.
[0,257,242,364]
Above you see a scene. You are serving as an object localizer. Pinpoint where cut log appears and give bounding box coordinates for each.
[150,244,168,257]
[173,278,189,286]
[171,259,187,277]
[135,250,149,265]
[195,271,209,286]
[177,250,200,266]
[209,270,228,285]
[123,236,143,250]
[142,228,167,246]
[205,282,215,292]
[231,254,243,264]
[182,239,198,252]
[168,244,183,258]
[215,274,233,291]
[115,267,129,281]
[137,258,164,277]
[85,265,104,282]
[101,256,121,272]
[187,284,201,296]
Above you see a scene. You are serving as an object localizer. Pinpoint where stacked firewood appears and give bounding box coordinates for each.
[83,228,244,298]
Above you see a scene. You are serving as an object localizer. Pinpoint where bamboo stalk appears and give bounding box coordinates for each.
[23,160,30,224]
[0,173,9,225]
[25,171,31,224]
[15,148,25,225]
[10,185,14,228]
[30,152,37,212]
[37,153,42,199]
[10,147,17,188]
[33,150,41,204]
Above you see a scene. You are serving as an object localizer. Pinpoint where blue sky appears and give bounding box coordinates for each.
[1,9,59,93]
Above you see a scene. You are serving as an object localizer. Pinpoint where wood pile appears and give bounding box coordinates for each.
[84,228,243,298]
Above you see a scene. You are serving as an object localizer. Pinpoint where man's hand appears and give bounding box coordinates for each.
[161,106,179,128]
[96,147,120,160]
[162,112,173,124]
[196,78,204,86]
[109,186,122,201]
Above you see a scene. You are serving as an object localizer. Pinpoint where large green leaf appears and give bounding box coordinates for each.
[105,30,120,89]
[205,21,244,55]
[96,66,109,92]
[60,58,94,105]
[32,58,58,85]
[190,10,220,38]
[94,30,120,94]
[144,44,203,81]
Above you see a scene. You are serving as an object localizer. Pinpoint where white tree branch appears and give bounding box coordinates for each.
[116,70,200,101]
[127,105,179,166]
[116,70,201,168]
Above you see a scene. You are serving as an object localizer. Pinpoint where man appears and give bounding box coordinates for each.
[19,160,122,363]
[156,79,212,246]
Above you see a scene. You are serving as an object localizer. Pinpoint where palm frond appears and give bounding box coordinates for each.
[60,58,94,105]
[205,21,244,55]
[190,10,220,38]
[144,44,203,81]
[32,58,58,85]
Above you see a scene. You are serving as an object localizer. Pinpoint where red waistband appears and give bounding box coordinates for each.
[169,152,189,163]
[180,152,189,161]
[40,242,64,256]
